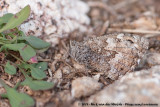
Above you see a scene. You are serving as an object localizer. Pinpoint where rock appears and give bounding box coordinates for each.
[92,74,101,81]
[146,53,160,65]
[71,76,103,98]
[0,0,90,46]
[62,66,71,74]
[137,52,160,68]
[54,69,62,79]
[58,90,73,103]
[85,66,160,106]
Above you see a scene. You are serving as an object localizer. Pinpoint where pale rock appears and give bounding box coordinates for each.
[0,0,90,46]
[54,69,62,79]
[86,66,160,105]
[71,76,103,98]
[62,66,71,74]
[146,53,160,65]
[92,74,101,81]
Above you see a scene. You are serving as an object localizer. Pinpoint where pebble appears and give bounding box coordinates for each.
[71,76,103,98]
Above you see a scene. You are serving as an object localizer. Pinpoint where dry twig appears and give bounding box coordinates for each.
[88,1,117,16]
[99,21,110,36]
[113,0,139,10]
[108,28,160,35]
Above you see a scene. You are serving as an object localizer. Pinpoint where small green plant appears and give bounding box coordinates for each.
[0,5,54,107]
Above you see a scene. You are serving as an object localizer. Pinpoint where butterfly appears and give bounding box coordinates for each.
[69,33,149,80]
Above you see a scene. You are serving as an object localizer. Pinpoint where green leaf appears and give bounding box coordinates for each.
[21,77,54,91]
[0,46,5,52]
[23,36,50,49]
[4,43,25,51]
[19,44,36,61]
[4,61,16,75]
[4,43,36,61]
[0,79,34,107]
[19,63,30,70]
[6,86,34,107]
[0,13,14,25]
[18,31,27,37]
[20,63,47,79]
[32,62,48,71]
[0,5,30,33]
[30,66,46,80]
[35,46,50,53]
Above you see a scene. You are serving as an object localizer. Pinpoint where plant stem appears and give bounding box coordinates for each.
[9,52,25,64]
[8,53,31,79]
[0,33,6,38]
[0,46,5,52]
[19,31,26,37]
[14,80,21,89]
[10,36,17,43]
[9,61,28,78]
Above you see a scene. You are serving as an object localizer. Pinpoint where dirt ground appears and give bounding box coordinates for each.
[1,0,160,107]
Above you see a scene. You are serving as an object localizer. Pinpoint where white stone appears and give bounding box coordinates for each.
[71,76,103,98]
[0,0,90,46]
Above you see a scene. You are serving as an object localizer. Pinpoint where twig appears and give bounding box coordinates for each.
[0,79,14,87]
[108,28,160,34]
[88,1,117,16]
[144,34,160,38]
[99,21,110,36]
[48,69,52,78]
[114,0,138,10]
[37,57,51,62]
[9,52,25,64]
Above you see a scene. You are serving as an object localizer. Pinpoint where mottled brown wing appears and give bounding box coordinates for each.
[69,33,149,80]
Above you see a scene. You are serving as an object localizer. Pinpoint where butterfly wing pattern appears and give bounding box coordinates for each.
[69,33,149,80]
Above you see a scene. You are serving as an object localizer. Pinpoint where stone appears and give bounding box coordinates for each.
[0,0,90,46]
[85,65,160,106]
[71,76,103,98]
